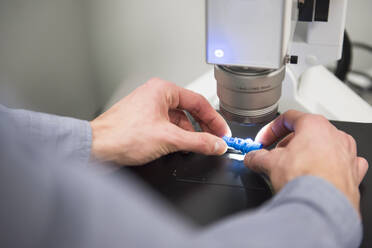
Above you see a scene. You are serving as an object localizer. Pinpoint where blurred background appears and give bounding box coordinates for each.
[0,0,371,120]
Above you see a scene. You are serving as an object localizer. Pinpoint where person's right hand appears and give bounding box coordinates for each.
[244,110,369,214]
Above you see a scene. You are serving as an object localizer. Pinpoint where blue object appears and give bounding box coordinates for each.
[223,136,263,154]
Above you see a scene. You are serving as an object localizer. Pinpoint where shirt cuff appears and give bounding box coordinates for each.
[11,108,92,165]
[261,176,363,248]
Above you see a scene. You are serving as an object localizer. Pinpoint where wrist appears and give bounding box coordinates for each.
[90,120,113,162]
[307,172,361,216]
[268,176,363,247]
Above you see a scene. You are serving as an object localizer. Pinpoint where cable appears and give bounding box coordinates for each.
[350,70,372,82]
[335,31,353,82]
[348,42,372,93]
[333,33,372,104]
[347,70,372,92]
[353,42,372,54]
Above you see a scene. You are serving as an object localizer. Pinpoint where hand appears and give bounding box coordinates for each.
[244,110,368,213]
[90,78,231,166]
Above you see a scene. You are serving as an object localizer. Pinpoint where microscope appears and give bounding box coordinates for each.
[189,0,372,124]
[130,3,372,244]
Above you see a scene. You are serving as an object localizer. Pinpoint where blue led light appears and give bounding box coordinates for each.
[214,49,224,58]
[223,136,262,154]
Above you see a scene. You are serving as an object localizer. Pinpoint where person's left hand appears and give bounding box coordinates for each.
[90,78,231,166]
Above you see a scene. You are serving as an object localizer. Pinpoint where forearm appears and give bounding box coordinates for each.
[0,105,92,164]
[0,104,363,247]
[195,176,362,248]
[0,149,362,248]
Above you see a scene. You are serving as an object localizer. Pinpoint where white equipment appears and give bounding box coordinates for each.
[187,0,372,123]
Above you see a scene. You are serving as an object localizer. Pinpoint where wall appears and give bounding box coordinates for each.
[346,0,372,71]
[88,0,211,107]
[89,0,372,108]
[0,0,98,119]
[0,0,370,118]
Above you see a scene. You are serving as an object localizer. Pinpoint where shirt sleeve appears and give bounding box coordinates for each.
[0,104,363,248]
[195,176,362,248]
[0,105,92,164]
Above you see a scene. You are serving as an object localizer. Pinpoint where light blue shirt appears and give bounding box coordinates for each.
[0,105,363,248]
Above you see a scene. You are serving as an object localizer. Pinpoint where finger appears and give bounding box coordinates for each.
[346,133,357,157]
[255,110,307,146]
[170,126,228,155]
[276,133,295,148]
[244,149,272,175]
[199,121,218,136]
[168,110,195,132]
[166,83,231,137]
[357,157,369,184]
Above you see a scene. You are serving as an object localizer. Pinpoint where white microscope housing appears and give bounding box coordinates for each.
[201,0,372,124]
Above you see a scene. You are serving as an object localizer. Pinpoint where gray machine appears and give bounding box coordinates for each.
[206,0,356,124]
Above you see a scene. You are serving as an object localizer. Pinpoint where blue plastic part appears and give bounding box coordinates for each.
[223,136,263,154]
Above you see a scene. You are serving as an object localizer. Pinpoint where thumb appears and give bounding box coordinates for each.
[172,128,228,156]
[357,157,369,185]
[244,149,273,175]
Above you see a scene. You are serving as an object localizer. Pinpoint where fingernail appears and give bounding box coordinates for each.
[244,150,256,165]
[214,140,228,155]
[225,126,232,137]
[255,128,264,143]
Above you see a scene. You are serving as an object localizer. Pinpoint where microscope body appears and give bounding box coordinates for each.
[206,0,349,124]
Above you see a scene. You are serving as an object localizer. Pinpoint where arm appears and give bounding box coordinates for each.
[0,151,361,248]
[0,80,366,248]
[74,82,367,247]
[1,78,231,167]
[196,176,362,248]
[90,78,231,165]
[55,83,367,247]
[0,105,92,164]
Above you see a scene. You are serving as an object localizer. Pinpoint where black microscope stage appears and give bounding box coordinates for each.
[123,120,372,247]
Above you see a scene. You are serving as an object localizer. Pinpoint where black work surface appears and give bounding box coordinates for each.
[125,121,372,247]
